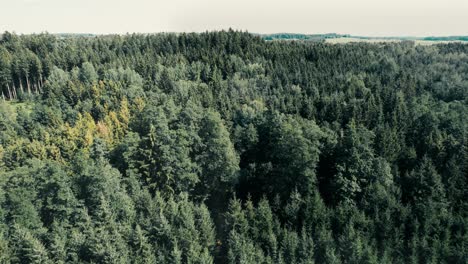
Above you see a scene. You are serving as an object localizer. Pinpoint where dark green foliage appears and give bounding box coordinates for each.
[0,31,466,263]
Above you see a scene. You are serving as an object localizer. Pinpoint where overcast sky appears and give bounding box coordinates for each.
[1,0,467,36]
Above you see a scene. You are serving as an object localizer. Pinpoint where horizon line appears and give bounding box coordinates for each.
[2,30,468,39]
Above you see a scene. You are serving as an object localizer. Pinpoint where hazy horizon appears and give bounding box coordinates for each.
[1,0,467,37]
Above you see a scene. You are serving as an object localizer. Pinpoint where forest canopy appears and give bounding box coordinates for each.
[0,30,467,263]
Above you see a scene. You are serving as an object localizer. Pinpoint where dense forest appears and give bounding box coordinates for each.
[0,30,466,263]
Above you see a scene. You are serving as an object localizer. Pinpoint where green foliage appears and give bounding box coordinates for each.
[0,31,466,263]
[197,110,239,197]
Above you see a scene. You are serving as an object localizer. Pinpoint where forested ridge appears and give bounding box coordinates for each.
[0,30,466,263]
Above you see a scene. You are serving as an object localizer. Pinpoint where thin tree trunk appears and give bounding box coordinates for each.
[7,83,12,100]
[39,76,44,92]
[19,78,24,94]
[26,77,31,95]
[13,83,17,99]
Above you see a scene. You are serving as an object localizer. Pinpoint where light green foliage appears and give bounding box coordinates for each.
[79,62,98,84]
[197,110,240,196]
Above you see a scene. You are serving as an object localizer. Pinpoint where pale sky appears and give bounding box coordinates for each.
[1,0,467,36]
